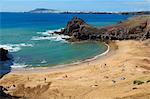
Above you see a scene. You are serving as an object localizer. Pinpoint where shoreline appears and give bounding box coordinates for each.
[11,42,111,73]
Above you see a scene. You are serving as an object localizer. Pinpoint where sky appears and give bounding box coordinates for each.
[0,0,150,12]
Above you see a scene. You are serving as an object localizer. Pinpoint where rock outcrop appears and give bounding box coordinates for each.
[57,16,150,41]
[0,86,20,99]
[0,48,9,61]
[0,48,13,78]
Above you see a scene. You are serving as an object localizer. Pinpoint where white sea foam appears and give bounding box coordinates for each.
[32,28,70,43]
[0,45,21,52]
[41,60,47,64]
[37,28,63,36]
[14,43,33,47]
[31,36,55,40]
[11,63,28,68]
[0,43,33,52]
[1,61,28,68]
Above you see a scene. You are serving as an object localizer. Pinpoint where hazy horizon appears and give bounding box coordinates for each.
[1,8,150,13]
[1,0,150,12]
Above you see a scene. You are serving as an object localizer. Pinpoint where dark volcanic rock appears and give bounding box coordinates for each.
[0,48,9,61]
[57,17,102,41]
[0,86,20,99]
[61,17,89,35]
[58,16,150,41]
[0,48,13,78]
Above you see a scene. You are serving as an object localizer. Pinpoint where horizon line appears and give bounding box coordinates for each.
[0,9,150,13]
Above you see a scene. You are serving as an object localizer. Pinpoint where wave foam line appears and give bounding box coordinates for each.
[11,63,28,68]
[37,28,63,36]
[0,43,33,52]
[31,28,70,43]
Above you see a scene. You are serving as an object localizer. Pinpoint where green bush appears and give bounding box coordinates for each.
[146,80,150,83]
[133,80,144,85]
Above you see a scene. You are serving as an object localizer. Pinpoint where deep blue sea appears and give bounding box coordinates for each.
[0,13,131,68]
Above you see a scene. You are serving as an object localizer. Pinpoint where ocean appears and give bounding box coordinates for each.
[0,13,131,68]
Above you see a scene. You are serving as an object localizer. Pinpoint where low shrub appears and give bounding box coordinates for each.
[146,80,150,83]
[133,80,144,85]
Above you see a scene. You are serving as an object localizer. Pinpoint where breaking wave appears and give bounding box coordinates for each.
[37,28,63,36]
[0,43,33,52]
[11,63,28,68]
[31,28,70,42]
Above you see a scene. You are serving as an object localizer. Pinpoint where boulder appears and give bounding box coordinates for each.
[133,80,144,85]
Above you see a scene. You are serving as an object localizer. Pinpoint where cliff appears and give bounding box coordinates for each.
[57,15,150,41]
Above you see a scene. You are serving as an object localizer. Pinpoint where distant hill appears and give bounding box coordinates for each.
[29,8,60,13]
[29,8,150,15]
[119,11,150,15]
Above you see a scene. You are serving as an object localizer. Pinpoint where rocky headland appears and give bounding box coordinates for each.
[55,15,150,41]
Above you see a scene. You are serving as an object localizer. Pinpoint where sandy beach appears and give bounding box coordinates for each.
[0,40,150,99]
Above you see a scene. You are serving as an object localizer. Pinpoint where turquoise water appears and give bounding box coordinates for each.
[0,13,130,68]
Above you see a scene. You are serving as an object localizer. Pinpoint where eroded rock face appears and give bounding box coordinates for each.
[57,16,150,41]
[0,48,9,61]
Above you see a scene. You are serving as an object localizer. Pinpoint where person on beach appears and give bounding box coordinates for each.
[101,63,107,68]
[27,77,30,81]
[44,78,46,83]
